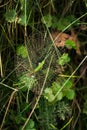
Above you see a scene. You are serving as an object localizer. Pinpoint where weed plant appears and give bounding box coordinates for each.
[0,0,87,130]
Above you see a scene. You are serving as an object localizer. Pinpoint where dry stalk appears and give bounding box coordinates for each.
[0,90,17,130]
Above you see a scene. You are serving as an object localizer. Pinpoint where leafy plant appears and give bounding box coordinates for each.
[24,119,36,130]
[65,39,77,49]
[16,73,36,92]
[54,15,77,31]
[5,9,17,23]
[62,80,75,100]
[42,15,78,31]
[58,53,70,66]
[5,0,33,26]
[56,101,72,120]
[19,119,36,130]
[44,79,75,102]
[39,99,57,130]
[16,45,28,58]
[18,0,33,26]
[17,12,28,26]
[44,87,55,102]
[1,0,87,130]
[41,14,52,27]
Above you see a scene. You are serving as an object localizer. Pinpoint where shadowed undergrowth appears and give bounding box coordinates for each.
[0,0,87,130]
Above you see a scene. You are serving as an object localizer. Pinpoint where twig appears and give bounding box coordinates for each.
[0,90,17,129]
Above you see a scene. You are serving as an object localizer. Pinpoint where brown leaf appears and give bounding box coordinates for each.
[51,31,70,47]
[51,30,81,54]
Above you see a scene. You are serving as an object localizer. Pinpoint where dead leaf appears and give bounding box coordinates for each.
[51,30,81,54]
[51,31,69,47]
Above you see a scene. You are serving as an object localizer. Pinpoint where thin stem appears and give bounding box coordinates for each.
[0,90,17,129]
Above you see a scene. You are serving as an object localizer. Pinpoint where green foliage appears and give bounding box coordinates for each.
[41,14,78,31]
[62,80,75,100]
[50,16,58,29]
[44,88,55,102]
[5,0,33,26]
[41,14,52,27]
[55,15,78,31]
[1,0,87,130]
[14,113,25,125]
[44,79,75,102]
[5,9,16,23]
[34,60,45,72]
[15,73,36,92]
[18,0,33,26]
[63,88,75,100]
[58,53,70,66]
[16,45,28,58]
[39,99,57,130]
[18,12,28,26]
[52,82,63,101]
[65,40,77,49]
[19,0,32,12]
[19,0,26,10]
[18,119,36,130]
[56,101,72,120]
[23,119,36,130]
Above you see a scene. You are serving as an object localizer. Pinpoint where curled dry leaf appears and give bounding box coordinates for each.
[51,30,81,54]
[51,31,69,47]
